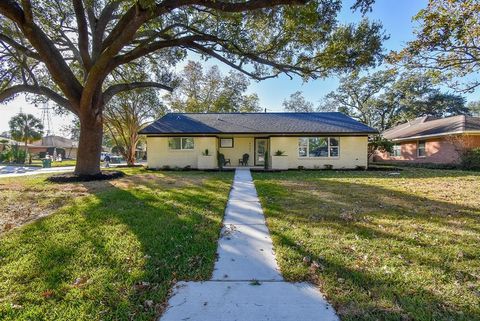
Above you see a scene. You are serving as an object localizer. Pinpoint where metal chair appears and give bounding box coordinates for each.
[239,153,249,166]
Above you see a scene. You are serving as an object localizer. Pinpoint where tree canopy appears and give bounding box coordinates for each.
[104,88,165,165]
[8,112,43,163]
[166,61,260,112]
[391,0,480,92]
[0,0,385,175]
[320,70,469,131]
[282,91,315,112]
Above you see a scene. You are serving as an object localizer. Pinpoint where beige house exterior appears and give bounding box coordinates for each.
[141,113,376,170]
[146,135,369,170]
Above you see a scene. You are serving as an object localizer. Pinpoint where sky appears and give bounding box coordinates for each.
[1,0,478,135]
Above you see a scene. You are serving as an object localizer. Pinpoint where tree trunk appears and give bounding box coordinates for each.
[24,141,30,164]
[125,134,137,166]
[75,110,103,175]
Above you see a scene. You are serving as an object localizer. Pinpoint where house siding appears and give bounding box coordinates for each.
[270,136,368,169]
[374,134,480,164]
[218,137,256,166]
[146,135,368,169]
[146,136,217,169]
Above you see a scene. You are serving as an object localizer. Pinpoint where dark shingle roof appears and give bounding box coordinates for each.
[383,115,480,141]
[139,112,377,135]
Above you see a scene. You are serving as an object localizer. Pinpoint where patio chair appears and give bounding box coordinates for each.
[218,153,231,167]
[239,153,249,166]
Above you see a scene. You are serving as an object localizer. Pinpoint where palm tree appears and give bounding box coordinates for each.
[9,113,44,164]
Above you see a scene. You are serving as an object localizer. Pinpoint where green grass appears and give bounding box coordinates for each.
[253,168,480,321]
[1,159,77,167]
[0,168,233,320]
[31,159,77,167]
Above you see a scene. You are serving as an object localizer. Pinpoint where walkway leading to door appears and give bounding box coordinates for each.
[159,168,339,321]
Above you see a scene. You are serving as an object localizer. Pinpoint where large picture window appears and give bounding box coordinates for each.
[168,137,194,150]
[298,137,340,158]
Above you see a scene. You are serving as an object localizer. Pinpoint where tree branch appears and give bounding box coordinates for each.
[0,84,75,114]
[103,81,173,105]
[0,33,41,60]
[72,0,92,70]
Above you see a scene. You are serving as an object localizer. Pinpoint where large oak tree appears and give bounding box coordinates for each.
[391,0,480,92]
[0,0,384,175]
[320,70,469,131]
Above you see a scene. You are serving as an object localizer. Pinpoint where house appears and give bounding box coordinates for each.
[139,112,377,170]
[374,115,480,164]
[31,135,79,159]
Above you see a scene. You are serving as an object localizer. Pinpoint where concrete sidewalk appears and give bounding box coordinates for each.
[159,168,339,321]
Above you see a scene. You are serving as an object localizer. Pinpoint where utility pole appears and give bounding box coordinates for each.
[40,103,53,136]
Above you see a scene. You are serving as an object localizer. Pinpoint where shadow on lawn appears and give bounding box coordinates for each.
[255,175,480,321]
[0,172,231,321]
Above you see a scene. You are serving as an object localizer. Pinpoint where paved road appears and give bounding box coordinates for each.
[0,165,74,178]
[159,168,339,321]
[0,162,146,178]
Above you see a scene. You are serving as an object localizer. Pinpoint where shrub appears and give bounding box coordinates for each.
[324,164,333,170]
[264,151,269,169]
[274,150,286,156]
[460,148,480,170]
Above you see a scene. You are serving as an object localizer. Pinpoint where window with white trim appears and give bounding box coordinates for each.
[392,144,401,157]
[168,137,194,150]
[298,137,340,158]
[417,140,426,157]
[220,138,234,148]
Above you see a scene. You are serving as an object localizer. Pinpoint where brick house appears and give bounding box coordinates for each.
[374,115,480,165]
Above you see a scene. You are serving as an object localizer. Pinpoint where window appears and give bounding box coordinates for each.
[220,138,234,148]
[168,137,194,150]
[298,137,340,158]
[417,140,426,157]
[392,144,401,157]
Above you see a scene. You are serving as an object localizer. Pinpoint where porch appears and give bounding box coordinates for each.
[216,136,269,168]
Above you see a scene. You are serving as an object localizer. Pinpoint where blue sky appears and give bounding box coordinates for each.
[1,0,478,134]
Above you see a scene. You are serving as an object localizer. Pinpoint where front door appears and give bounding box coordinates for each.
[254,138,268,166]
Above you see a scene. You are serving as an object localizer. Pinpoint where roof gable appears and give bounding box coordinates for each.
[140,112,377,135]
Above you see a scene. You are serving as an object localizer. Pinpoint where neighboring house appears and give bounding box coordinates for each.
[139,112,377,170]
[0,136,41,153]
[32,135,79,159]
[374,115,480,164]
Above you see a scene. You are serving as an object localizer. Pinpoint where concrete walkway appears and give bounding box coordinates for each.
[159,168,339,321]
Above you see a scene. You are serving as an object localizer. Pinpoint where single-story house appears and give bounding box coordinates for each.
[32,135,79,159]
[139,112,377,170]
[374,115,480,164]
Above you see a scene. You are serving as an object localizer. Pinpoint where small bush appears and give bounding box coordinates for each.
[297,166,304,170]
[324,164,333,170]
[274,150,286,156]
[460,148,480,170]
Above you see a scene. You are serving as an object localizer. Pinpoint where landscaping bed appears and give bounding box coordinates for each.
[253,168,480,321]
[0,168,233,320]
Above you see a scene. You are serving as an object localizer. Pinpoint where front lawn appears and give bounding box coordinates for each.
[0,168,233,320]
[253,169,480,321]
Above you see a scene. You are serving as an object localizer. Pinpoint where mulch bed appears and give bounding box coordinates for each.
[47,171,125,183]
